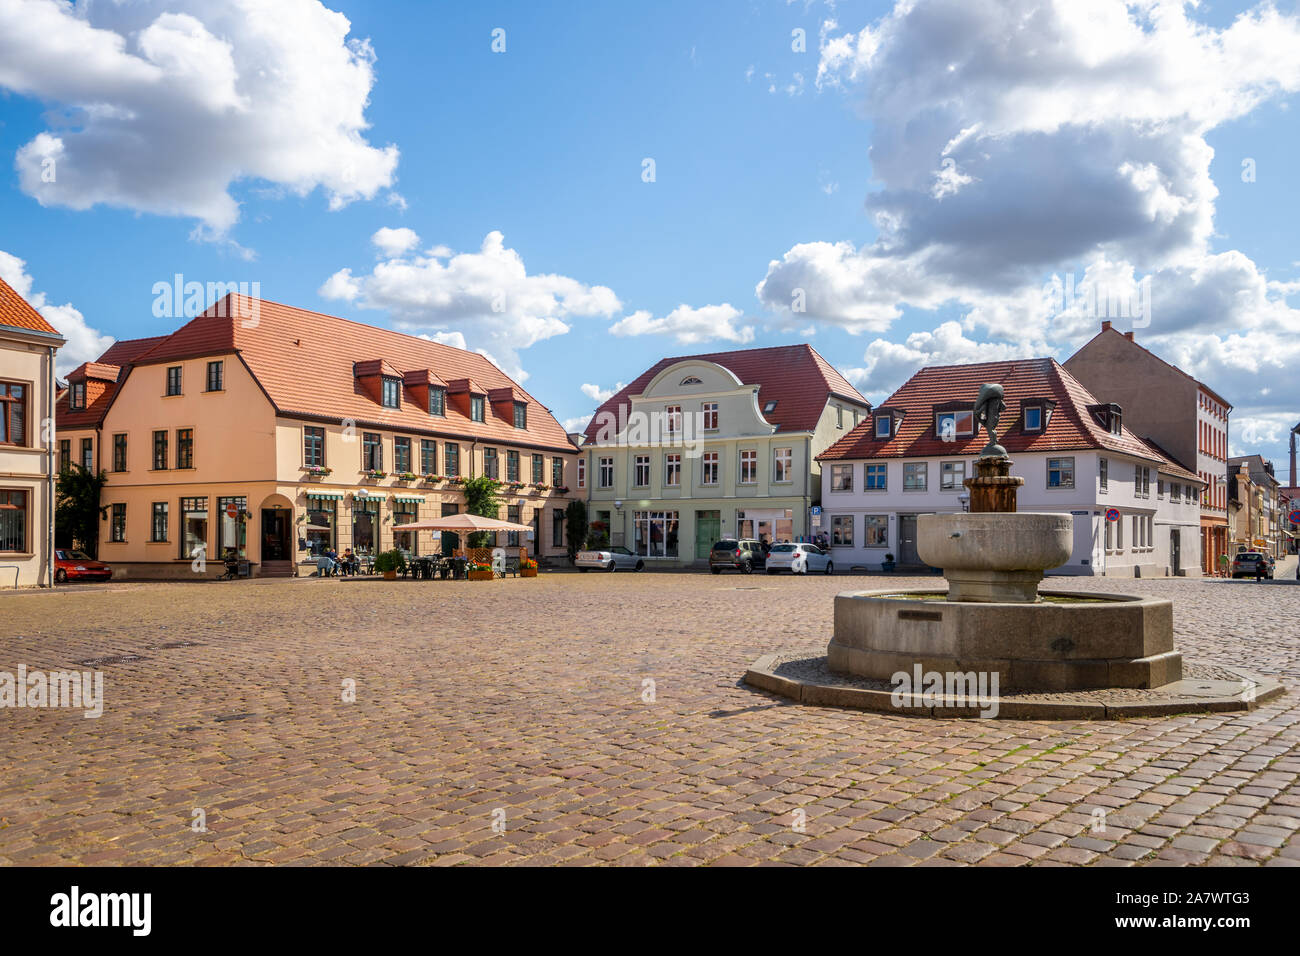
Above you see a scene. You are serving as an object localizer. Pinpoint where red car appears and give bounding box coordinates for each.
[54,549,113,583]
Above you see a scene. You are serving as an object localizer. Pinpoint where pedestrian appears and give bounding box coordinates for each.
[1255,557,1265,583]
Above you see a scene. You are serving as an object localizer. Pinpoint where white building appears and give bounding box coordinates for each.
[816,358,1205,577]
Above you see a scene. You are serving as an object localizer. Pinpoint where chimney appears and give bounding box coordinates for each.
[1101,320,1112,332]
[1123,331,1134,341]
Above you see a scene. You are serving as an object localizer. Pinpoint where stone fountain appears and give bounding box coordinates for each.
[826,383,1183,692]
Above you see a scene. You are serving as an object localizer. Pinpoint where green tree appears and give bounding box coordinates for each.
[565,499,588,564]
[462,474,501,549]
[55,465,109,558]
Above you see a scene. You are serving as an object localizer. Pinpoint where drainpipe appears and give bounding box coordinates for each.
[46,345,56,587]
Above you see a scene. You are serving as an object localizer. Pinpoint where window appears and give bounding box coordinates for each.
[0,382,26,445]
[864,515,888,547]
[680,376,703,386]
[532,454,544,484]
[632,510,679,557]
[552,456,564,486]
[217,496,247,558]
[577,458,586,489]
[701,452,719,485]
[666,405,681,434]
[936,410,974,440]
[1110,409,1122,435]
[206,361,223,392]
[179,496,208,560]
[830,464,853,492]
[866,464,887,490]
[166,366,182,396]
[392,499,419,555]
[875,416,892,439]
[773,447,792,483]
[507,504,521,547]
[1047,457,1074,489]
[176,428,193,469]
[59,439,70,473]
[836,405,844,429]
[363,432,382,471]
[513,402,527,429]
[1157,478,1164,498]
[151,502,168,542]
[80,437,93,470]
[664,454,681,487]
[599,457,614,488]
[1142,467,1151,497]
[941,460,966,490]
[109,503,126,542]
[68,382,84,411]
[421,440,437,475]
[471,395,485,422]
[634,455,650,487]
[506,450,520,482]
[394,437,411,474]
[763,400,778,415]
[1099,457,1108,491]
[381,377,401,408]
[739,449,757,484]
[1024,406,1043,431]
[445,443,459,476]
[1171,482,1181,503]
[429,387,446,417]
[701,402,718,430]
[0,489,28,552]
[112,434,127,472]
[152,430,168,470]
[552,508,564,549]
[904,462,928,491]
[831,515,853,546]
[484,447,499,479]
[304,426,324,467]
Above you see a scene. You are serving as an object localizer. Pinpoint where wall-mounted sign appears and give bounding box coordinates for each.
[1290,509,1300,524]
[1105,508,1120,522]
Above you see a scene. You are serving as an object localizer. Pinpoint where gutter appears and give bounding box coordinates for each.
[47,345,56,587]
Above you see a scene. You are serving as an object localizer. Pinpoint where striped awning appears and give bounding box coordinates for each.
[393,496,425,504]
[306,492,344,500]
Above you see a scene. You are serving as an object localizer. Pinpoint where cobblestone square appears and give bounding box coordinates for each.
[1,572,1297,866]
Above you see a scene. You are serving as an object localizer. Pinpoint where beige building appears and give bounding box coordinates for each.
[0,276,65,587]
[57,294,579,578]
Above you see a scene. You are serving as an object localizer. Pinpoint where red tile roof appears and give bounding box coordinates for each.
[131,294,578,453]
[55,336,162,430]
[97,335,168,366]
[1135,435,1202,483]
[817,358,1179,466]
[68,362,122,383]
[583,344,868,443]
[0,275,61,336]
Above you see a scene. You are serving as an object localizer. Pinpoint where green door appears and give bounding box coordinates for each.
[695,510,720,559]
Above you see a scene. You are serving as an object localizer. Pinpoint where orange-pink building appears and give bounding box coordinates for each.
[56,295,579,577]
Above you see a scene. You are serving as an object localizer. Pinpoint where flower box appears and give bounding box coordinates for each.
[521,567,538,578]
[467,568,495,581]
[363,470,387,480]
[395,472,418,482]
[422,474,443,484]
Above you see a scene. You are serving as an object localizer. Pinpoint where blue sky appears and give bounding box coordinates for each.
[1,0,1298,473]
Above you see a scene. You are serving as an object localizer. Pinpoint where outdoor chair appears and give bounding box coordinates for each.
[502,556,520,577]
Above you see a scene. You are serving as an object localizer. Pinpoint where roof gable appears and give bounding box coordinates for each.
[0,275,62,337]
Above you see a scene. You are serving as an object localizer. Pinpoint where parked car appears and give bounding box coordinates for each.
[54,549,113,583]
[709,539,765,574]
[1231,551,1273,579]
[764,542,834,575]
[575,546,644,572]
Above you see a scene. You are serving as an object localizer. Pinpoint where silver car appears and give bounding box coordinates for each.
[575,546,645,572]
[764,543,834,575]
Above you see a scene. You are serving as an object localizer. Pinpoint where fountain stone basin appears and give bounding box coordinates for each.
[918,512,1073,603]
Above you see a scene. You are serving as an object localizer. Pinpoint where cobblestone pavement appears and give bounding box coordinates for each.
[1,572,1297,866]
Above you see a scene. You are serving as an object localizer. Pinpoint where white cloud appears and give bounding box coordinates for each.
[581,382,626,403]
[320,230,620,381]
[0,0,399,236]
[0,250,113,376]
[562,415,592,434]
[610,303,755,345]
[371,227,420,258]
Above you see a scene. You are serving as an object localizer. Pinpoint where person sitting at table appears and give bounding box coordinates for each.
[341,547,359,576]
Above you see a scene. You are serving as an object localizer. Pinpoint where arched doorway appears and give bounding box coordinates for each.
[258,493,296,577]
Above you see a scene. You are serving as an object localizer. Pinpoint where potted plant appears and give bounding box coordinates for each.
[423,474,443,484]
[395,472,418,483]
[374,548,406,580]
[881,552,896,573]
[466,561,495,581]
[363,469,387,481]
[554,485,569,494]
[302,464,332,481]
[521,558,538,578]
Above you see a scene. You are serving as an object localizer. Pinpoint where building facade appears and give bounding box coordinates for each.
[0,276,65,586]
[580,345,871,566]
[1229,455,1283,558]
[1064,321,1231,574]
[816,359,1205,577]
[56,295,579,577]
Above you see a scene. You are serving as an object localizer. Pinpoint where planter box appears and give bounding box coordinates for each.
[383,570,397,581]
[468,569,495,581]
[521,568,538,578]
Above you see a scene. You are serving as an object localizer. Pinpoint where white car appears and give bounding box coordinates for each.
[765,543,834,575]
[575,546,645,572]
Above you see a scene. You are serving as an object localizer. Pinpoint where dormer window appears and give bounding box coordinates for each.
[513,402,527,429]
[69,382,86,410]
[1110,409,1122,435]
[763,400,777,414]
[1087,402,1122,435]
[875,416,893,439]
[381,377,401,409]
[1025,406,1042,431]
[935,409,974,441]
[471,395,485,422]
[429,386,446,416]
[680,376,703,386]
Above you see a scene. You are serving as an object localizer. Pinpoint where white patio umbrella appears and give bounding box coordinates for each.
[392,514,534,533]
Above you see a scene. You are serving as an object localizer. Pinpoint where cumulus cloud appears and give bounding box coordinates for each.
[580,382,626,403]
[0,250,114,375]
[0,0,399,236]
[319,230,621,381]
[610,303,755,345]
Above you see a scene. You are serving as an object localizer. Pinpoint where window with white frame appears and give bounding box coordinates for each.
[830,464,853,492]
[1047,457,1074,488]
[577,458,586,489]
[935,410,974,441]
[1024,405,1044,431]
[702,451,719,485]
[598,457,614,488]
[864,515,888,547]
[904,462,927,491]
[866,464,887,490]
[701,402,718,430]
[1099,457,1108,491]
[666,405,681,434]
[739,449,757,484]
[664,453,681,487]
[831,515,853,546]
[940,460,966,490]
[773,447,792,483]
[875,416,892,439]
[634,455,650,487]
